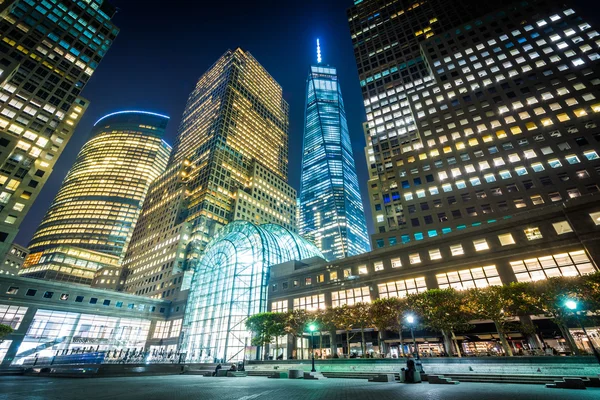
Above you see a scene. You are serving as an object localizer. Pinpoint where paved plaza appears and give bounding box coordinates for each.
[1,375,599,400]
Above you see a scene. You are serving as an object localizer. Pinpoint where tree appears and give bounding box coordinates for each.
[408,288,472,356]
[284,309,309,359]
[245,312,285,360]
[313,308,337,358]
[0,324,13,343]
[370,297,409,357]
[349,302,373,357]
[464,286,516,356]
[526,276,584,355]
[581,271,600,316]
[330,305,357,357]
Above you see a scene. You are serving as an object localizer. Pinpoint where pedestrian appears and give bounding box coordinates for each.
[405,358,416,383]
[213,363,222,376]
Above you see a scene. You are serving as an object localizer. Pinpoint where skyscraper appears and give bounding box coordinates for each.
[348,0,600,249]
[298,41,370,261]
[122,49,297,299]
[0,0,119,258]
[20,111,171,285]
[347,0,510,244]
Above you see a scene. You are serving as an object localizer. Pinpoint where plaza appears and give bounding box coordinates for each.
[1,375,600,400]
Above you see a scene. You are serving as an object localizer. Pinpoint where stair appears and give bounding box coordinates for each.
[304,371,327,380]
[428,375,460,385]
[546,377,587,390]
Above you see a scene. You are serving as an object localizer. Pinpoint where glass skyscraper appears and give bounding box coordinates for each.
[298,53,370,261]
[20,111,171,285]
[0,0,119,259]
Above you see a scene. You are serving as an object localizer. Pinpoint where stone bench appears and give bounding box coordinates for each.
[216,369,229,377]
[546,377,587,390]
[268,372,289,379]
[368,374,396,383]
[289,369,303,379]
[399,370,422,383]
[428,375,460,385]
[226,371,248,377]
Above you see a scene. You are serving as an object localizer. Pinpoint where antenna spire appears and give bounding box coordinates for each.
[317,39,322,63]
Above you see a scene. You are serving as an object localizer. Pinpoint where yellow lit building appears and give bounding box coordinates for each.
[20,111,171,284]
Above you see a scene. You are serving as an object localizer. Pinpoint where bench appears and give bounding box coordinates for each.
[227,371,248,377]
[368,374,396,383]
[268,372,289,379]
[399,370,422,383]
[289,369,303,379]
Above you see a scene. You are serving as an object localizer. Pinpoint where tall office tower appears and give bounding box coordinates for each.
[122,48,297,299]
[351,0,600,249]
[298,41,370,261]
[20,111,171,285]
[0,0,119,258]
[347,0,509,243]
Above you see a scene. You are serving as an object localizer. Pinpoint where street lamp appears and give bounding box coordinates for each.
[405,315,424,373]
[308,323,317,372]
[565,300,600,364]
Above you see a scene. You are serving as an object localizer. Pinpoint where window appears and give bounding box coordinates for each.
[510,250,595,282]
[409,253,421,264]
[116,302,123,308]
[293,294,325,311]
[317,274,325,283]
[450,244,464,256]
[374,261,384,271]
[305,277,312,285]
[0,305,29,329]
[358,265,368,275]
[473,238,489,251]
[589,212,600,225]
[498,233,516,246]
[25,289,37,297]
[429,248,442,260]
[391,257,402,268]
[272,300,288,313]
[343,268,352,278]
[330,271,338,280]
[552,221,573,235]
[524,227,543,240]
[75,296,84,303]
[89,298,98,304]
[6,287,18,295]
[103,300,111,306]
[437,265,502,289]
[331,287,371,307]
[60,294,69,301]
[378,277,427,299]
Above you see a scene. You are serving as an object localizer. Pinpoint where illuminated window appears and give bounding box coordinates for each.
[272,300,288,313]
[429,248,442,260]
[378,277,427,299]
[391,257,402,268]
[409,253,421,264]
[293,294,325,311]
[524,227,543,240]
[330,271,338,280]
[331,287,370,307]
[473,238,489,251]
[510,250,595,282]
[498,233,516,246]
[317,274,325,283]
[358,265,368,275]
[552,221,573,235]
[450,244,464,256]
[436,265,501,289]
[589,212,600,226]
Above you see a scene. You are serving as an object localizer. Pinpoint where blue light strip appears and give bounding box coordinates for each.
[94,110,170,126]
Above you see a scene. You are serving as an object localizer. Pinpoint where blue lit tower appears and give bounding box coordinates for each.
[298,40,370,261]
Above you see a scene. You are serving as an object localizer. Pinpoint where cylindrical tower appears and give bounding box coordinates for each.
[20,111,171,284]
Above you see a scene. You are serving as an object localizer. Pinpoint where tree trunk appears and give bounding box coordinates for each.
[319,332,323,359]
[519,315,543,352]
[275,336,279,359]
[494,322,513,356]
[299,334,304,359]
[378,329,386,358]
[398,328,404,357]
[360,327,366,357]
[451,330,462,357]
[441,330,454,356]
[330,329,337,358]
[346,330,351,357]
[559,322,580,355]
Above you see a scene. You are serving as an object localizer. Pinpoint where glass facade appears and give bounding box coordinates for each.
[21,111,171,284]
[299,64,370,261]
[0,0,119,258]
[182,221,323,363]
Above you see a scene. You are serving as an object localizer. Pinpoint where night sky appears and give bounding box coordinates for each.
[15,0,374,245]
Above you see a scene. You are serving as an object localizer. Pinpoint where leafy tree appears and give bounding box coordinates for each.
[0,324,13,343]
[371,297,410,357]
[245,312,285,360]
[526,276,584,355]
[464,286,516,356]
[408,288,472,356]
[284,309,309,359]
[330,305,357,357]
[349,302,373,357]
[581,271,600,316]
[313,308,337,358]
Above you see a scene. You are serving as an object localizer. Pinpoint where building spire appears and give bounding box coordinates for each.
[316,38,322,63]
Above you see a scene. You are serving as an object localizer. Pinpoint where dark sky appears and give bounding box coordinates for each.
[15,0,375,245]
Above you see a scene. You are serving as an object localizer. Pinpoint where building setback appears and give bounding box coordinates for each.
[0,0,119,258]
[298,53,370,261]
[20,111,171,285]
[122,49,297,300]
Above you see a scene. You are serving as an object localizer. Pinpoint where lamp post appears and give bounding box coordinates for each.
[565,300,600,364]
[406,315,424,373]
[308,323,317,372]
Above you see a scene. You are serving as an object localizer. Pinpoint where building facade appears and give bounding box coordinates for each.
[298,60,370,261]
[0,0,119,258]
[121,49,298,300]
[268,195,600,357]
[20,111,171,285]
[0,242,27,275]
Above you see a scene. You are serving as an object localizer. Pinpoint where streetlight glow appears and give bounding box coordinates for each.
[406,315,415,324]
[309,323,317,332]
[565,300,578,310]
